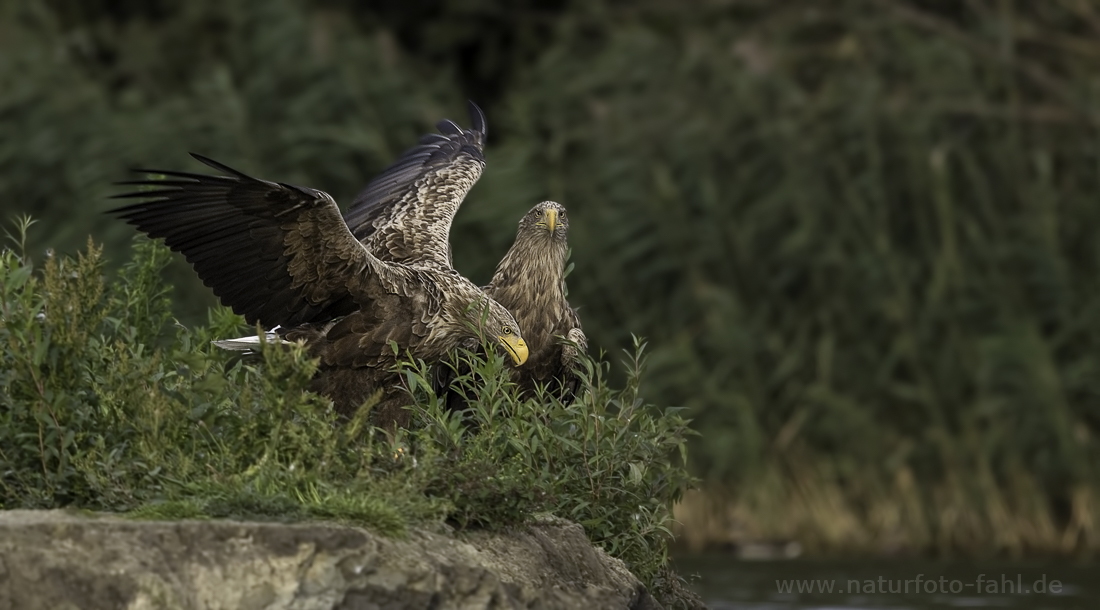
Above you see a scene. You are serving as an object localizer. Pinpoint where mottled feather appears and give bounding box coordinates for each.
[344,100,487,267]
[110,153,527,429]
[340,107,585,402]
[484,201,587,401]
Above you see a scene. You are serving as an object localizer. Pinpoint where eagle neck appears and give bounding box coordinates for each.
[489,232,569,356]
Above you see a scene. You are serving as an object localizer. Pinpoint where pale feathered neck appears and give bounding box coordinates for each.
[487,229,568,303]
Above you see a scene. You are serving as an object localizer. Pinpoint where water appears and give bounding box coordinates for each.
[673,554,1098,609]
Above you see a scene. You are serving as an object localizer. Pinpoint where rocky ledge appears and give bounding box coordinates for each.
[0,510,663,610]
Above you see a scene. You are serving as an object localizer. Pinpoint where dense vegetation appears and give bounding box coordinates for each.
[6,0,1100,555]
[0,223,696,604]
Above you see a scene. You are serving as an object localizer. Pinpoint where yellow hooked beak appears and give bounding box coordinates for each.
[545,209,557,233]
[500,334,529,366]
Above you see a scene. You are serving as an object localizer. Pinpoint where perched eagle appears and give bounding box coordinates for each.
[110,152,528,429]
[343,114,586,402]
[482,201,586,401]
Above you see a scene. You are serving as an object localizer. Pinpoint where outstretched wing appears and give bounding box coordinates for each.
[110,153,410,329]
[343,100,487,266]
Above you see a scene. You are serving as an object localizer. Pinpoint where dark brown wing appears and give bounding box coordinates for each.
[110,153,410,329]
[343,100,487,266]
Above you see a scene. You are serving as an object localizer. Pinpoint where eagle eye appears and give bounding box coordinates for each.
[503,326,512,335]
[534,210,542,217]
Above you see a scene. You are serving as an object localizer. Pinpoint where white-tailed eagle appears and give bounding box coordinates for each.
[111,146,528,429]
[341,104,585,403]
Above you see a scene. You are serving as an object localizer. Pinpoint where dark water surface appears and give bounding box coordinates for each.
[673,554,1097,609]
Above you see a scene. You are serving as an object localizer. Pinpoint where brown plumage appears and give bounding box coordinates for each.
[483,201,586,401]
[109,152,528,429]
[341,105,586,403]
[343,100,487,267]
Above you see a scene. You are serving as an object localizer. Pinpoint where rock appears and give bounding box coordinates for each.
[0,510,663,610]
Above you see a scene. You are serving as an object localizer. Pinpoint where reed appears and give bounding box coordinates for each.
[673,467,1100,557]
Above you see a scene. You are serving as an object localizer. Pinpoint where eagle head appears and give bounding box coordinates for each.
[519,201,569,242]
[461,296,529,366]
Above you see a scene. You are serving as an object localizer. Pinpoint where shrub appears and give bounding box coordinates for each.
[0,220,442,532]
[0,221,696,603]
[404,335,697,582]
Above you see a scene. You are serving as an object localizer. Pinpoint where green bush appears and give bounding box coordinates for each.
[0,217,441,532]
[0,223,696,601]
[404,335,696,581]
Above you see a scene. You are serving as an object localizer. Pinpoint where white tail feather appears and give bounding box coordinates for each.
[211,330,287,351]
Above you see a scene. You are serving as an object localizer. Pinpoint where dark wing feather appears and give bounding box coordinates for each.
[110,153,406,329]
[343,100,488,266]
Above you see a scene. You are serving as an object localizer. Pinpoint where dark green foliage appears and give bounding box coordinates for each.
[406,337,696,581]
[2,0,461,320]
[485,2,1100,542]
[0,223,445,535]
[9,0,1100,554]
[0,229,695,600]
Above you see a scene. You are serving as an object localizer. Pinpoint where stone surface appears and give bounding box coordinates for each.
[0,510,662,610]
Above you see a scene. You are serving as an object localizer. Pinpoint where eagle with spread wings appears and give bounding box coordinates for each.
[110,110,528,429]
[343,103,586,403]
